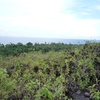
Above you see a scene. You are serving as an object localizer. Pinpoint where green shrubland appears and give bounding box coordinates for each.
[0,42,100,100]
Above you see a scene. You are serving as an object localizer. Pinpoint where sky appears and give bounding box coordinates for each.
[0,0,100,39]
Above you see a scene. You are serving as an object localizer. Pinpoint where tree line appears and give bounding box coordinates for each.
[0,42,82,56]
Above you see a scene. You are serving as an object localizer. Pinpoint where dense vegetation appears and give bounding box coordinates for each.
[0,42,81,56]
[0,42,100,100]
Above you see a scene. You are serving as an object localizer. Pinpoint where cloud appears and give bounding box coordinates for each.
[1,13,100,39]
[79,12,90,15]
[0,0,100,39]
[95,5,100,10]
[15,0,64,15]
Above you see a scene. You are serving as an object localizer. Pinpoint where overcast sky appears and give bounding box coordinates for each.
[0,0,100,39]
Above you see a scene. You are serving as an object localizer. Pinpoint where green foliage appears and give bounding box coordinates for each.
[0,68,17,99]
[89,84,100,100]
[93,91,100,100]
[0,42,81,56]
[37,87,53,100]
[0,42,100,99]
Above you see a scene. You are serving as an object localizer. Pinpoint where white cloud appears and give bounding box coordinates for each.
[7,12,100,39]
[15,0,64,15]
[79,12,90,15]
[95,5,100,10]
[0,0,100,39]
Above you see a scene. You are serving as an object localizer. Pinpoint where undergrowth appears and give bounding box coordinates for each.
[0,42,100,100]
